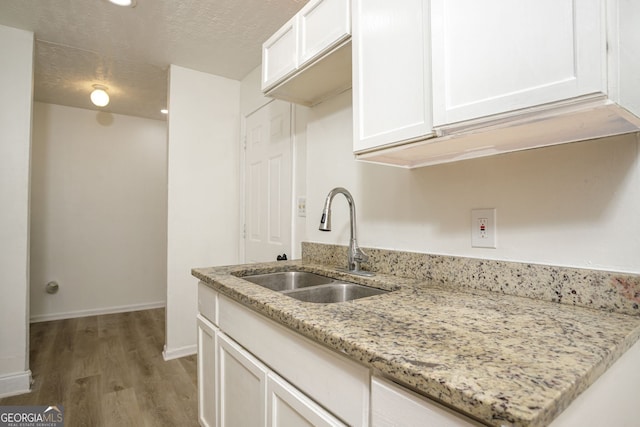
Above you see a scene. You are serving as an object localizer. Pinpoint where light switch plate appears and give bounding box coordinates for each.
[297,197,306,217]
[471,208,496,248]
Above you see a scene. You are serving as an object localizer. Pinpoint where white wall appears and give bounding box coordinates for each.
[240,66,271,117]
[305,90,640,274]
[29,103,167,321]
[165,65,240,359]
[0,24,33,397]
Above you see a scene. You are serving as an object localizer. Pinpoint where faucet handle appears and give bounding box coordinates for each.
[353,246,368,263]
[349,246,375,276]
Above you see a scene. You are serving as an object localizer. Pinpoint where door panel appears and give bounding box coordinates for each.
[197,315,218,427]
[244,101,292,263]
[267,373,346,427]
[218,333,268,427]
[268,156,284,244]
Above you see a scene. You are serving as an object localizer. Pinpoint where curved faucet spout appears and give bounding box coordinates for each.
[318,187,373,276]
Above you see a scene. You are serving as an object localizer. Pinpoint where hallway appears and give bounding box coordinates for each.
[0,308,198,426]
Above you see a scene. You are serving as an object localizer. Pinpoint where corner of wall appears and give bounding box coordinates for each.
[0,23,34,395]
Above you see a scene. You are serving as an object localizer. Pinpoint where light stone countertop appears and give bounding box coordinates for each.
[192,260,640,427]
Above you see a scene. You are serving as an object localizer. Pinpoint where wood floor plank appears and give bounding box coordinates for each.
[0,308,198,427]
[65,374,102,427]
[99,335,133,394]
[34,371,67,407]
[71,316,101,380]
[29,320,60,374]
[129,350,183,427]
[179,355,198,387]
[164,358,199,423]
[102,387,141,427]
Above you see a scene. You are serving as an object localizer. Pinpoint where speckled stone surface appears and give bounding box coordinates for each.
[192,259,640,427]
[302,242,640,317]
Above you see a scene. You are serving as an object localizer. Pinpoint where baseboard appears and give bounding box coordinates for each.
[0,370,32,398]
[162,344,197,361]
[30,301,166,323]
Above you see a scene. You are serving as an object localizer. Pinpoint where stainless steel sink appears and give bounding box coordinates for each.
[241,271,334,291]
[282,283,388,303]
[240,271,389,303]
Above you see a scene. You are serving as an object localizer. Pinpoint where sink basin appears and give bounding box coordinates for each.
[282,283,388,303]
[241,271,334,291]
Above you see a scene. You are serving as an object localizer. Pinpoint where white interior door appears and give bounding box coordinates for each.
[244,100,293,263]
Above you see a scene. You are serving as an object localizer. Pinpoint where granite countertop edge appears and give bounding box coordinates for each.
[192,260,640,427]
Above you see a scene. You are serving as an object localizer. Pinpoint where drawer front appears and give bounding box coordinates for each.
[198,281,218,325]
[218,294,370,427]
[371,377,482,427]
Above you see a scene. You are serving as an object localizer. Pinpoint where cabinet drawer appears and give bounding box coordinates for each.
[218,294,370,427]
[198,281,218,325]
[371,377,482,427]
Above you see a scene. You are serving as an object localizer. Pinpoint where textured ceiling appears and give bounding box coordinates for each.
[0,0,309,121]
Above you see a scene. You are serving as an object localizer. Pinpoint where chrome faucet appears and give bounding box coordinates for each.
[319,187,374,276]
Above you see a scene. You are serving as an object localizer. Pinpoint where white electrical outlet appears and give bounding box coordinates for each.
[471,208,496,248]
[297,197,306,217]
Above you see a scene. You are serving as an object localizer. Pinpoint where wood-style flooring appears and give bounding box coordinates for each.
[0,308,199,427]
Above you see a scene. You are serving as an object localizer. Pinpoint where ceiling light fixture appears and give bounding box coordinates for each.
[160,109,168,114]
[90,84,110,107]
[107,0,136,7]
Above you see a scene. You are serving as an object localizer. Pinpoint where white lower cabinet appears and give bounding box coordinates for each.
[198,284,364,427]
[371,377,482,427]
[216,332,346,427]
[217,294,370,426]
[198,282,640,426]
[197,315,218,427]
[218,333,268,427]
[268,373,345,427]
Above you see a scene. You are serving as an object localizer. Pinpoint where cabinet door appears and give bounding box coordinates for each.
[218,333,268,427]
[352,0,434,152]
[267,374,346,427]
[431,0,605,126]
[298,0,351,67]
[371,377,481,427]
[197,315,218,427]
[262,15,299,91]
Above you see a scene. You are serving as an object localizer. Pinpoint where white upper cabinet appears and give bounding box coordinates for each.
[352,0,433,152]
[299,0,351,67]
[261,0,352,106]
[262,16,298,91]
[430,0,605,126]
[354,0,640,168]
